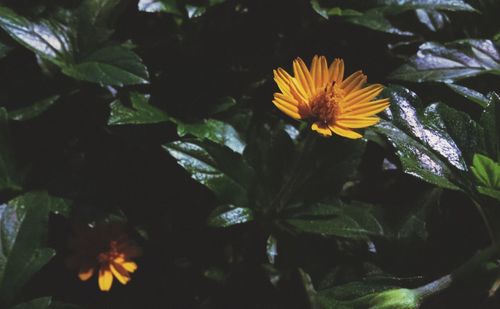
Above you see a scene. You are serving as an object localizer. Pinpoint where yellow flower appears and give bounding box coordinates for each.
[67,222,142,292]
[272,55,390,139]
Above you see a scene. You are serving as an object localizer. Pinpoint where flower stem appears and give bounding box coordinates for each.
[413,243,500,304]
[471,197,497,244]
[273,130,317,212]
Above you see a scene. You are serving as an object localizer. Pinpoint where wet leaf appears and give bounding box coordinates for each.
[177,119,245,154]
[266,235,278,264]
[390,39,500,82]
[372,85,469,190]
[415,9,449,32]
[0,192,58,305]
[108,92,169,125]
[163,139,254,206]
[422,102,486,163]
[63,45,149,86]
[344,9,414,36]
[0,6,75,66]
[283,200,384,239]
[446,84,489,107]
[8,95,60,121]
[379,0,476,13]
[207,204,255,227]
[480,93,500,160]
[138,0,182,15]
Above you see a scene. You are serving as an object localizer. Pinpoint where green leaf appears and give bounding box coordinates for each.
[0,6,75,66]
[62,45,149,86]
[108,92,169,125]
[0,108,22,191]
[138,0,182,15]
[390,40,500,82]
[480,93,500,161]
[283,200,385,239]
[48,302,85,309]
[177,119,245,154]
[423,102,486,163]
[163,139,254,206]
[207,204,255,227]
[471,153,500,201]
[378,0,476,13]
[397,188,441,240]
[0,192,59,305]
[415,9,449,32]
[9,297,51,309]
[372,85,469,189]
[8,95,60,121]
[78,0,122,49]
[446,84,489,108]
[207,97,237,115]
[344,9,414,36]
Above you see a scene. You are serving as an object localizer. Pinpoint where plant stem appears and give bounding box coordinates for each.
[273,130,317,211]
[471,197,497,244]
[414,243,500,303]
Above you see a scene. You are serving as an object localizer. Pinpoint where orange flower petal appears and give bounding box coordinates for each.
[328,58,344,83]
[78,267,94,281]
[341,71,367,93]
[329,125,363,139]
[110,263,131,285]
[343,84,384,106]
[311,123,332,136]
[98,266,114,292]
[121,261,138,273]
[342,99,390,117]
[293,57,314,95]
[336,117,380,128]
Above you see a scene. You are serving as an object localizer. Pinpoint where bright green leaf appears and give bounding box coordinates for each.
[471,154,500,201]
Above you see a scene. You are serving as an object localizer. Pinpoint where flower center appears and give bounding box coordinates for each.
[98,240,122,263]
[309,82,343,127]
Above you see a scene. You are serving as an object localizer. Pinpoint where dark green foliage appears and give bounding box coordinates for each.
[0,0,499,308]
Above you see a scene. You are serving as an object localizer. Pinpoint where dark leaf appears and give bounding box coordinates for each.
[415,9,449,32]
[0,6,75,66]
[207,204,255,227]
[480,92,500,161]
[176,119,245,154]
[138,0,182,15]
[9,298,51,309]
[0,192,59,305]
[108,92,169,125]
[372,85,469,189]
[390,40,500,82]
[0,108,22,191]
[62,45,149,86]
[8,95,60,121]
[163,139,254,206]
[283,200,385,239]
[446,84,489,107]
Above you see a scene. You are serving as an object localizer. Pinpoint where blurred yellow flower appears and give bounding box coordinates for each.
[67,222,142,292]
[273,56,390,139]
